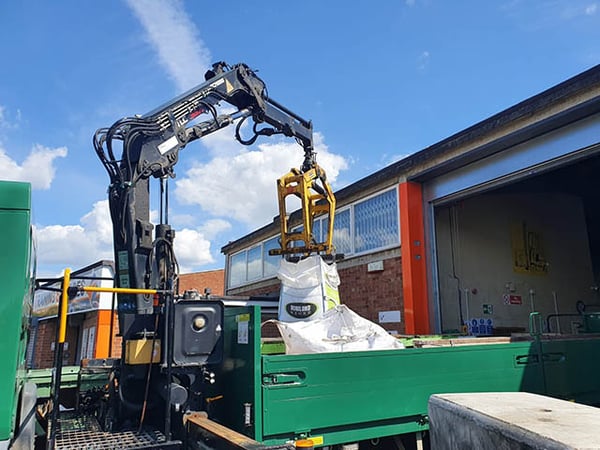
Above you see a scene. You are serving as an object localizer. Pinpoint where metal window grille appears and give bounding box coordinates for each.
[333,209,352,254]
[354,189,399,253]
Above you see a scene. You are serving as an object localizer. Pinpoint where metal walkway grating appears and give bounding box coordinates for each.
[53,413,178,449]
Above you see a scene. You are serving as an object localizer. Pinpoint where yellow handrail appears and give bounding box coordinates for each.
[81,286,158,295]
[58,268,71,344]
[57,270,163,332]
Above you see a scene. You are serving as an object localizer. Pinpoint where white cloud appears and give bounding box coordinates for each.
[417,51,431,71]
[175,133,348,228]
[0,144,67,189]
[173,228,214,273]
[36,199,217,275]
[198,219,232,240]
[80,200,113,246]
[0,105,21,129]
[36,200,113,269]
[560,2,599,19]
[125,0,212,92]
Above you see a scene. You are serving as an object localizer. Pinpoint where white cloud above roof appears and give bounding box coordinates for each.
[0,144,67,190]
[35,199,216,276]
[175,133,347,228]
[125,0,212,92]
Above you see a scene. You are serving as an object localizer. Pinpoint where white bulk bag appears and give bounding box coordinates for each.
[275,304,405,354]
[277,255,340,322]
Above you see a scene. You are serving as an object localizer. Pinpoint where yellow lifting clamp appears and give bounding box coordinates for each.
[270,164,336,257]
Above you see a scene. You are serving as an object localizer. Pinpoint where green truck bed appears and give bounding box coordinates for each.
[209,306,600,448]
[26,365,109,407]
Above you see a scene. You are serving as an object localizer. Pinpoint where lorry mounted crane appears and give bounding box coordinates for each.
[90,61,336,444]
[6,61,600,450]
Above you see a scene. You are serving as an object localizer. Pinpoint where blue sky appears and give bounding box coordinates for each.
[0,0,598,277]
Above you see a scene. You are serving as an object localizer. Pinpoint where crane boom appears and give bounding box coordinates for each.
[92,61,336,437]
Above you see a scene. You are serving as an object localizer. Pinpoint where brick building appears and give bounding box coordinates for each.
[31,261,119,368]
[30,264,226,369]
[222,65,600,337]
[178,269,224,296]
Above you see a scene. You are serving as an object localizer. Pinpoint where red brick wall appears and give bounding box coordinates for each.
[179,269,225,296]
[33,311,124,369]
[226,252,405,335]
[110,329,123,359]
[33,319,56,368]
[33,319,80,368]
[337,256,404,334]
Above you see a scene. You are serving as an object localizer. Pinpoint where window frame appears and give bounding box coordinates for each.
[228,250,248,288]
[352,187,400,255]
[226,185,400,288]
[246,244,263,281]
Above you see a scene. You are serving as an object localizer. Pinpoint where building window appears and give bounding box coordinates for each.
[332,209,352,254]
[227,187,400,288]
[313,219,322,246]
[247,245,262,281]
[317,189,399,256]
[229,252,246,287]
[354,189,399,253]
[229,238,283,288]
[263,237,281,277]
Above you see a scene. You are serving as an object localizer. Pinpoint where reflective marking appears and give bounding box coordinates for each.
[157,135,178,154]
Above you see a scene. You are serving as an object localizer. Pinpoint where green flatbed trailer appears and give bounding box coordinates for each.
[23,307,600,450]
[203,306,600,449]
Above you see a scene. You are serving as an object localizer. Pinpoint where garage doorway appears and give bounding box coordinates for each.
[434,154,600,335]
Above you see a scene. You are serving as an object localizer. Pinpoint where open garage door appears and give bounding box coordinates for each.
[434,155,600,335]
[421,113,600,334]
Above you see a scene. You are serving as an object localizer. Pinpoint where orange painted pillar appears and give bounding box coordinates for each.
[94,310,116,358]
[399,181,430,335]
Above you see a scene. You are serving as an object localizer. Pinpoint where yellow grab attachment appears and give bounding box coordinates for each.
[271,164,336,256]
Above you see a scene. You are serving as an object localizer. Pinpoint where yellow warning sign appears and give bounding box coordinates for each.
[225,79,234,93]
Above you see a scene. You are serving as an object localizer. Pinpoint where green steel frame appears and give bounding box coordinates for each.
[25,366,108,400]
[211,306,600,448]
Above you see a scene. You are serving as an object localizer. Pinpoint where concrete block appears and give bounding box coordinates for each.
[429,392,600,450]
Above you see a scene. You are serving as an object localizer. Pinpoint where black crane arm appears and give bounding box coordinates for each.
[90,61,337,439]
[93,62,323,321]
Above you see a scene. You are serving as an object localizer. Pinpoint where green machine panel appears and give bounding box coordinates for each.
[0,181,32,442]
[213,306,600,448]
[540,336,600,404]
[261,341,544,444]
[209,306,263,439]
